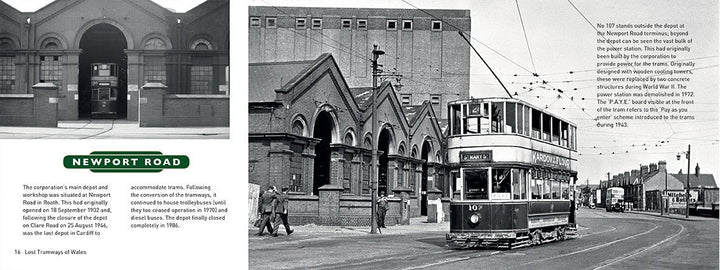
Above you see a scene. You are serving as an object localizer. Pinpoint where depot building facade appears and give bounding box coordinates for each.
[0,0,229,126]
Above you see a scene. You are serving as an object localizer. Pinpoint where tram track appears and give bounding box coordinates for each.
[79,119,116,139]
[591,220,685,269]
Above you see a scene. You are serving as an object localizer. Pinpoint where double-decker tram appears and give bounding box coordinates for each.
[445,97,578,249]
[90,63,119,118]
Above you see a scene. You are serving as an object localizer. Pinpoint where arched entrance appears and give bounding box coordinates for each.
[78,23,128,118]
[378,128,392,196]
[421,140,432,216]
[313,111,334,195]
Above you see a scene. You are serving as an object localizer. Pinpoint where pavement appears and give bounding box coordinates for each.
[249,217,448,238]
[0,120,229,139]
[622,208,716,222]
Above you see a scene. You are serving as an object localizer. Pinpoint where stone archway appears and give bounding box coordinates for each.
[378,128,393,196]
[313,111,335,195]
[421,140,432,216]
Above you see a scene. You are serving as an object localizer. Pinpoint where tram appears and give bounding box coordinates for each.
[90,63,119,118]
[445,97,578,249]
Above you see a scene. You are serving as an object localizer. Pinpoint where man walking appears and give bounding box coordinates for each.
[376,191,389,228]
[256,186,276,236]
[272,186,294,237]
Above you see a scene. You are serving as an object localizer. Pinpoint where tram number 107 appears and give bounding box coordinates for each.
[468,205,480,211]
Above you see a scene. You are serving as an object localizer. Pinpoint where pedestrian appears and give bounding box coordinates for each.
[272,186,294,237]
[256,186,277,236]
[376,191,388,228]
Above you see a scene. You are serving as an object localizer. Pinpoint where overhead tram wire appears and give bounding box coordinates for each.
[458,31,514,99]
[514,0,538,74]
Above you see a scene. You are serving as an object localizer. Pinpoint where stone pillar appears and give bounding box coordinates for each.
[126,51,142,121]
[32,83,58,127]
[392,187,412,225]
[60,51,80,120]
[318,185,344,225]
[139,82,167,127]
[426,188,443,223]
[441,197,451,222]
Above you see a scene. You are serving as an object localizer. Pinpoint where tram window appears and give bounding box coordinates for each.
[542,114,552,142]
[491,102,503,133]
[466,117,480,134]
[552,180,561,199]
[464,169,488,200]
[561,182,569,199]
[531,109,541,139]
[530,178,542,199]
[516,104,523,135]
[99,88,110,100]
[561,122,569,147]
[491,168,511,200]
[553,118,561,145]
[524,105,530,136]
[512,169,527,200]
[451,105,461,135]
[99,67,110,76]
[110,88,117,101]
[542,179,551,199]
[506,102,516,134]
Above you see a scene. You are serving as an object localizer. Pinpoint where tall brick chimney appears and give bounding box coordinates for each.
[640,165,649,176]
[649,163,658,172]
[658,160,667,172]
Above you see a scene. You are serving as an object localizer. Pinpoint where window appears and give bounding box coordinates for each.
[531,109,541,139]
[357,19,367,30]
[531,178,542,199]
[506,102,516,133]
[266,17,277,28]
[432,20,442,31]
[401,94,411,105]
[250,17,261,28]
[553,117,561,145]
[311,18,322,29]
[451,104,461,135]
[516,104,524,135]
[343,153,353,194]
[542,179,551,199]
[408,163,416,193]
[552,180,561,199]
[362,155,371,195]
[542,113,552,142]
[561,121,569,147]
[144,56,166,84]
[491,102,504,133]
[341,19,352,29]
[512,168,527,200]
[402,20,413,30]
[290,143,304,193]
[397,161,405,187]
[191,39,213,50]
[292,120,305,136]
[296,18,306,29]
[561,182,569,199]
[144,38,167,50]
[431,95,441,115]
[491,168,511,200]
[0,56,16,93]
[464,169,488,200]
[40,56,62,89]
[190,66,213,94]
[386,20,397,30]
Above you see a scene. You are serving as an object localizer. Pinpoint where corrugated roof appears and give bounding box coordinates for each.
[248,60,315,102]
[669,174,718,188]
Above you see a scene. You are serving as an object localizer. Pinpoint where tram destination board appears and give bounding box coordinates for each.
[460,150,492,163]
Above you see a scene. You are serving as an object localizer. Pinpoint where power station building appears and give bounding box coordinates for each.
[248,6,471,119]
[0,0,229,126]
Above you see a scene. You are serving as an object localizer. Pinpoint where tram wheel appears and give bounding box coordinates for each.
[530,230,542,246]
[556,226,567,241]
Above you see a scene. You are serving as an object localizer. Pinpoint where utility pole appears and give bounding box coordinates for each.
[685,145,690,218]
[370,45,384,234]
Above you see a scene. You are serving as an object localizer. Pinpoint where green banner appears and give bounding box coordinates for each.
[64,151,190,173]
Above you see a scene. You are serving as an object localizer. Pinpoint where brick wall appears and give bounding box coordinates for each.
[0,95,35,126]
[286,195,403,226]
[139,87,229,127]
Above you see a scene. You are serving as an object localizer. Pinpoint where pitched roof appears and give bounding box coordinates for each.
[350,87,372,110]
[248,59,315,102]
[401,105,423,123]
[669,174,718,188]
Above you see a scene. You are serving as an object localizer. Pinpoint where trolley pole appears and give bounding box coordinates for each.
[370,45,384,234]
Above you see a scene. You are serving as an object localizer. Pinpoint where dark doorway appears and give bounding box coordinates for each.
[313,111,333,195]
[421,141,431,216]
[78,23,128,118]
[378,129,391,196]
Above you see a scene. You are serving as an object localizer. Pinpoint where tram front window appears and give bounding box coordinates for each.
[491,168,511,200]
[464,169,488,200]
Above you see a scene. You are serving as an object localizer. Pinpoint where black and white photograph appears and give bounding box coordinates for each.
[246,0,718,269]
[0,0,229,139]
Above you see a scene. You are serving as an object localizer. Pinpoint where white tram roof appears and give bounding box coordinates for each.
[448,97,577,127]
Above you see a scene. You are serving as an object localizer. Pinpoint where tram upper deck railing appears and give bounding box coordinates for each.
[448,97,577,151]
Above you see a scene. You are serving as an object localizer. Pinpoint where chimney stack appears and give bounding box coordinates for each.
[640,165,649,176]
[658,160,667,172]
[649,163,658,172]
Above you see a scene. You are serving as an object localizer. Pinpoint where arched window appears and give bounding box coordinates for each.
[144,38,167,50]
[344,132,354,146]
[292,120,305,136]
[0,38,16,50]
[190,38,213,50]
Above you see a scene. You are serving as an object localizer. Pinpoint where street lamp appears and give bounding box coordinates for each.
[676,144,691,218]
[370,44,384,234]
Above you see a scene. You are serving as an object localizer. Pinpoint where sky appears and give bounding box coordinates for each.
[2,0,206,12]
[243,0,719,185]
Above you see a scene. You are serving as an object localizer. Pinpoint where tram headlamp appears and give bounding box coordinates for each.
[469,214,480,224]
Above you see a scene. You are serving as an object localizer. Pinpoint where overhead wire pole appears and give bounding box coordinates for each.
[370,45,384,234]
[458,31,514,99]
